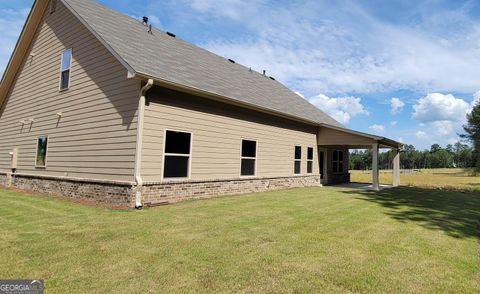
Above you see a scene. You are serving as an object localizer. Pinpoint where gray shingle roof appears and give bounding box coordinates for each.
[62,0,343,127]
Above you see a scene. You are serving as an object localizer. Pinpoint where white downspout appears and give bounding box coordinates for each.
[134,78,154,208]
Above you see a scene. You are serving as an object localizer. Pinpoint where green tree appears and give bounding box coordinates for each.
[462,101,480,170]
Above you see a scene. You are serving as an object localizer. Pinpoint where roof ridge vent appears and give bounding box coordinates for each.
[166,32,176,38]
[228,59,235,63]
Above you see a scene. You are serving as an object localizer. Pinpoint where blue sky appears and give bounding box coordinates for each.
[1,0,480,150]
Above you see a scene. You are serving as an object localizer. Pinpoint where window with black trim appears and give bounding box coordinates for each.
[307,147,313,174]
[163,130,191,178]
[294,146,301,174]
[333,150,344,173]
[60,49,72,90]
[36,136,48,167]
[241,140,256,176]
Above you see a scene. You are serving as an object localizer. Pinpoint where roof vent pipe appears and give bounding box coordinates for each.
[148,24,152,34]
[263,70,266,76]
[142,16,148,25]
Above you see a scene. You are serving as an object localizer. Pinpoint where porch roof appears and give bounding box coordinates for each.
[317,124,404,149]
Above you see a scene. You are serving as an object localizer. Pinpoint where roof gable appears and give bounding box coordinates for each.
[0,0,49,109]
[61,0,343,127]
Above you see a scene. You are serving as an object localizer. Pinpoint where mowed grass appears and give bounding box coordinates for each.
[351,168,480,190]
[0,185,479,293]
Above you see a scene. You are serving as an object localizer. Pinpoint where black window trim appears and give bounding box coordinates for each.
[240,138,257,177]
[162,129,193,180]
[59,48,72,91]
[307,147,314,174]
[35,135,49,168]
[294,145,302,175]
[333,150,344,174]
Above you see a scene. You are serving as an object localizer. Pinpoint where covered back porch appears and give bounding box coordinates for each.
[317,124,404,190]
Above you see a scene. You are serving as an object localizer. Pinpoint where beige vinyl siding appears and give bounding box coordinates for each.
[0,2,139,181]
[142,86,319,182]
[318,127,374,147]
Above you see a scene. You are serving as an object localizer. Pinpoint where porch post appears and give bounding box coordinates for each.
[393,148,400,187]
[372,143,379,191]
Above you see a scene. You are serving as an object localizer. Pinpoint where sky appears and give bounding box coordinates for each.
[1,0,480,150]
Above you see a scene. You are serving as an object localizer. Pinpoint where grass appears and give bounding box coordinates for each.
[0,184,479,293]
[351,168,480,191]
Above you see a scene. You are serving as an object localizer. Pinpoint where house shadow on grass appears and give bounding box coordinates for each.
[339,187,480,239]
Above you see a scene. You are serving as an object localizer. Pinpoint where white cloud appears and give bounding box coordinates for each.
[432,120,454,136]
[416,131,428,140]
[188,0,264,20]
[390,121,398,126]
[369,124,385,132]
[196,1,480,95]
[397,137,404,143]
[472,90,480,107]
[410,93,477,145]
[308,94,369,124]
[390,97,405,114]
[412,93,470,123]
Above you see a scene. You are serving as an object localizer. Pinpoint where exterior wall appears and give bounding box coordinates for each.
[142,175,321,204]
[142,86,320,183]
[0,1,140,182]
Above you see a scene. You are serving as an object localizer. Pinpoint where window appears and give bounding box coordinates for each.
[50,0,57,14]
[36,136,48,167]
[241,140,256,176]
[294,146,301,174]
[163,130,191,178]
[307,147,313,174]
[60,49,72,90]
[333,150,344,173]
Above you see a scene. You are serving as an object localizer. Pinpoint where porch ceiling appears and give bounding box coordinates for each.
[318,124,404,149]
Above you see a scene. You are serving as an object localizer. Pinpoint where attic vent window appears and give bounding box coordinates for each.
[228,59,235,64]
[50,0,57,14]
[166,32,176,38]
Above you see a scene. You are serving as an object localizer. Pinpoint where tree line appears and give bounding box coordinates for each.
[349,142,476,170]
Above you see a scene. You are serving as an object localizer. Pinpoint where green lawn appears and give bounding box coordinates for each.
[351,168,480,191]
[0,186,479,293]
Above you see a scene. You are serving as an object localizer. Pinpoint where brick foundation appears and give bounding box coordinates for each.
[142,175,321,204]
[0,173,136,207]
[0,173,321,207]
[0,173,7,186]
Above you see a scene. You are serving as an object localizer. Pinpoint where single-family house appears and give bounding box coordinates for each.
[0,0,403,207]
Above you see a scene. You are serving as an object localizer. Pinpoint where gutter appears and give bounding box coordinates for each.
[134,79,153,208]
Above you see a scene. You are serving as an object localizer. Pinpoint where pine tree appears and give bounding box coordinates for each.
[462,101,480,170]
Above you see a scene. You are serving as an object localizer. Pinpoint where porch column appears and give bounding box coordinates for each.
[393,148,400,187]
[372,143,379,191]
